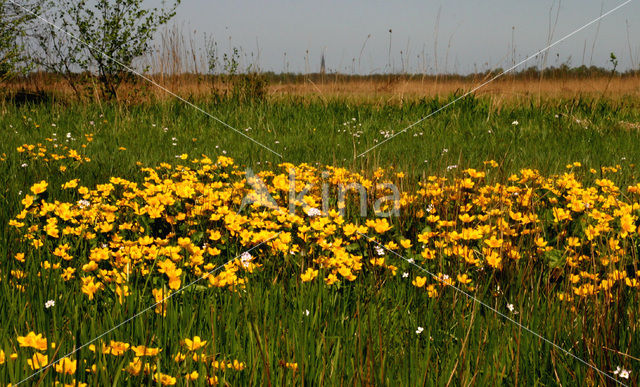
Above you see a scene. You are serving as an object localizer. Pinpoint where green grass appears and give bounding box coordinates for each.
[1,94,639,385]
[3,95,640,178]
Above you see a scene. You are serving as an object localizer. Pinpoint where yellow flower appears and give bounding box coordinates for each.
[124,357,143,375]
[426,284,438,298]
[27,353,49,370]
[325,273,339,285]
[183,336,207,351]
[207,246,221,256]
[115,285,130,304]
[131,345,162,357]
[552,207,571,223]
[484,236,503,249]
[17,332,48,351]
[174,352,186,362]
[21,194,35,208]
[343,223,358,236]
[61,267,76,281]
[186,371,199,381]
[566,237,581,247]
[457,274,472,284]
[421,249,436,260]
[232,359,246,370]
[82,261,98,272]
[54,357,77,375]
[104,341,130,356]
[338,267,357,281]
[373,219,392,233]
[168,273,182,290]
[620,213,635,236]
[412,276,427,288]
[153,372,177,386]
[399,239,412,249]
[625,278,639,287]
[486,252,502,269]
[30,180,48,195]
[458,213,475,223]
[81,278,102,300]
[534,237,548,248]
[300,268,318,282]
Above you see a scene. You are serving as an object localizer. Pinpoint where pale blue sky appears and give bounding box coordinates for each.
[167,0,639,74]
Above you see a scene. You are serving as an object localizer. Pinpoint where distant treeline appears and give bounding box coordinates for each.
[257,65,639,83]
[6,63,639,86]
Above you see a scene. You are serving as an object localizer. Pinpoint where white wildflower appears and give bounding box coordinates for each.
[614,366,631,379]
[240,252,253,268]
[306,207,321,217]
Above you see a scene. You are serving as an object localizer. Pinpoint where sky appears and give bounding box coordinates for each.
[163,0,639,74]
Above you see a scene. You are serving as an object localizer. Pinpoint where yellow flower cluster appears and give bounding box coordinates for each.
[9,154,640,310]
[7,332,243,385]
[16,135,93,172]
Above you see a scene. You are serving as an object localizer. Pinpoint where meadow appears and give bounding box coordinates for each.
[1,78,640,385]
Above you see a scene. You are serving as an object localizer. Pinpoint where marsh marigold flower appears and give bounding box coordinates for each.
[183,336,207,351]
[300,268,318,282]
[17,332,48,351]
[131,345,162,357]
[27,353,49,370]
[104,341,129,356]
[412,276,427,288]
[30,180,48,195]
[153,372,177,386]
[54,357,77,375]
